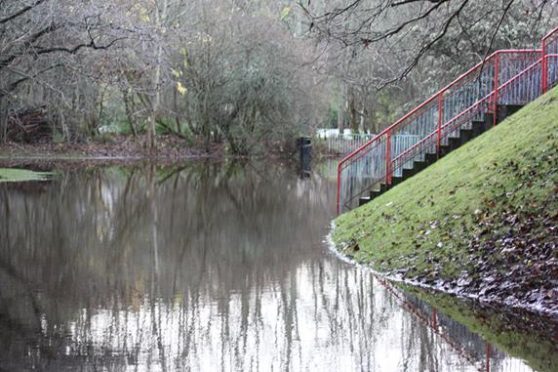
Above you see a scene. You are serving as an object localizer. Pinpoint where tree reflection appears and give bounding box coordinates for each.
[0,162,537,371]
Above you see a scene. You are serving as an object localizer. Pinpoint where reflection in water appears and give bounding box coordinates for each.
[0,162,541,371]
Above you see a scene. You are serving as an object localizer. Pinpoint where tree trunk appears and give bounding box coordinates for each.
[173,88,182,133]
[122,89,137,137]
[347,86,359,133]
[337,106,344,136]
[148,0,170,153]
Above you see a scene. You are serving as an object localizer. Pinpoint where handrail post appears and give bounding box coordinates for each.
[542,38,548,94]
[336,162,342,214]
[431,309,438,329]
[485,344,492,372]
[492,53,500,126]
[385,131,392,185]
[437,92,444,154]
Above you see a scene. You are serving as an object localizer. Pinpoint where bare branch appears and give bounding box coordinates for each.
[0,0,48,25]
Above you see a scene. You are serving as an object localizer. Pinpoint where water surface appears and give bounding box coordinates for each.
[0,162,552,371]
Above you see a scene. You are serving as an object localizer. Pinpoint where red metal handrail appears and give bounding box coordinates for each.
[391,96,491,169]
[337,26,558,213]
[391,56,545,174]
[542,27,558,93]
[336,51,537,212]
[337,49,539,171]
[498,58,542,94]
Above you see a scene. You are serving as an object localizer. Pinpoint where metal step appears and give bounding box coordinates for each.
[497,105,523,123]
[354,107,517,208]
[449,136,463,150]
[413,160,429,174]
[359,196,371,206]
[386,111,495,191]
[439,144,452,157]
[392,175,405,186]
[472,120,487,136]
[402,167,418,179]
[459,128,474,142]
[484,113,495,127]
[358,106,508,207]
[425,152,438,164]
[367,183,390,201]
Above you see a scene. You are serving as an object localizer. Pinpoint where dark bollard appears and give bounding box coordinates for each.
[296,137,312,177]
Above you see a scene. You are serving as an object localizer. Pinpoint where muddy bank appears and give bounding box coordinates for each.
[329,225,558,320]
[0,134,223,161]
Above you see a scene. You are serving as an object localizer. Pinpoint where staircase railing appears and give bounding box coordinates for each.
[337,27,558,214]
[543,27,558,94]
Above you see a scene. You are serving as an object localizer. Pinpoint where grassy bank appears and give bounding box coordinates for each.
[0,168,52,183]
[332,88,558,312]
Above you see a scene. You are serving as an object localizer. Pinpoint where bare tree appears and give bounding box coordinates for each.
[0,0,131,142]
[302,0,557,83]
[300,0,557,134]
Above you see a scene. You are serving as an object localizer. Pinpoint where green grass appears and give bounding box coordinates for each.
[0,168,52,183]
[333,87,558,281]
[404,286,558,372]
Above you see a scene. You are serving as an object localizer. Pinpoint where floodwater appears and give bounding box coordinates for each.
[0,162,554,371]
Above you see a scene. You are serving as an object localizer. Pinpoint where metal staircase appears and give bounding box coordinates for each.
[337,27,558,213]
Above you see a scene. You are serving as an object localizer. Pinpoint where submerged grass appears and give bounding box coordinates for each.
[405,287,558,372]
[0,168,52,183]
[332,87,558,283]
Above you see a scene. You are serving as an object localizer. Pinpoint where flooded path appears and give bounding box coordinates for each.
[0,162,555,371]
